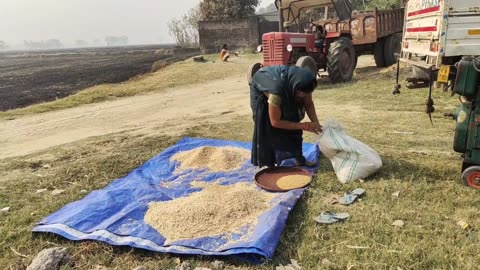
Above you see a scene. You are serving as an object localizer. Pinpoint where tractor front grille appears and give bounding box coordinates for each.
[263,39,287,65]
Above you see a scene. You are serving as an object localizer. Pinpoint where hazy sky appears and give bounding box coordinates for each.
[0,0,271,47]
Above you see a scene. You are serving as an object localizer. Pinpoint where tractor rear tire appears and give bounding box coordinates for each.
[462,166,480,190]
[247,63,263,85]
[327,37,356,83]
[374,38,386,67]
[296,56,317,76]
[384,33,402,66]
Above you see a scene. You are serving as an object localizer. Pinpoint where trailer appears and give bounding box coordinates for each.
[399,0,480,84]
[315,7,404,67]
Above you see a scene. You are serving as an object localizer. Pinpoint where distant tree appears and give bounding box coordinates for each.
[199,0,259,20]
[75,40,89,47]
[92,39,103,46]
[23,39,62,50]
[257,3,277,14]
[45,39,62,49]
[353,0,401,10]
[105,36,128,47]
[168,5,201,48]
[0,40,7,50]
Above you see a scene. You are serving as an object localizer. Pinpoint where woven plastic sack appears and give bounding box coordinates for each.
[317,120,382,183]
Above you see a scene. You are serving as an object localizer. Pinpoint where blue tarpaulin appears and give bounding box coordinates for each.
[33,137,319,263]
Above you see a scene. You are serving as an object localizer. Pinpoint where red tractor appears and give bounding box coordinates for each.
[249,0,355,84]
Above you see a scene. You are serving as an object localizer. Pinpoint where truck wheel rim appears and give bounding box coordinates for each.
[467,171,480,189]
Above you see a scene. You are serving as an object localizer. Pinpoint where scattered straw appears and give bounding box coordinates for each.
[171,146,250,172]
[190,180,220,188]
[276,175,311,190]
[144,182,276,242]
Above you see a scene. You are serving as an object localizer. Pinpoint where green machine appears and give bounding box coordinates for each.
[451,56,480,189]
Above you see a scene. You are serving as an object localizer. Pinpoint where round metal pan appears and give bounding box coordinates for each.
[254,166,313,192]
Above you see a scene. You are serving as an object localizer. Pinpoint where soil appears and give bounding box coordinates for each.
[0,45,193,111]
[0,56,375,160]
[0,73,251,159]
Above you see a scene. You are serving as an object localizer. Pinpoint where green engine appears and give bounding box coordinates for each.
[452,56,480,189]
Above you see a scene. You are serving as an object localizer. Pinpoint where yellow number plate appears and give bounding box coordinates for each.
[437,65,450,83]
[468,29,480,35]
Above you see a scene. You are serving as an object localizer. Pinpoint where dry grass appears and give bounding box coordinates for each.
[1,56,479,269]
[0,54,258,119]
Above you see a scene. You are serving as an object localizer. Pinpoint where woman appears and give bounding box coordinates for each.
[250,65,322,168]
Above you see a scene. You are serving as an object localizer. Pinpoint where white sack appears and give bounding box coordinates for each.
[317,120,382,183]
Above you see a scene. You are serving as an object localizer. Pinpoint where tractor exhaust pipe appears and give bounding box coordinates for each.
[276,0,285,32]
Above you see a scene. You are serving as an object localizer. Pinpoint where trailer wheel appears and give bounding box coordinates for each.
[247,63,263,85]
[296,56,317,76]
[327,37,356,83]
[374,38,386,67]
[384,33,402,66]
[462,166,480,190]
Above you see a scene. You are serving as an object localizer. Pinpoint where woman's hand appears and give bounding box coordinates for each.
[302,122,323,133]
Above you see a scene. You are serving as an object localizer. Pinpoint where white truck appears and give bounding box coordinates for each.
[399,0,480,85]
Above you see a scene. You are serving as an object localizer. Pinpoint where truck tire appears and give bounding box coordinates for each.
[296,56,317,76]
[327,37,356,83]
[384,33,402,66]
[247,63,262,85]
[374,38,386,67]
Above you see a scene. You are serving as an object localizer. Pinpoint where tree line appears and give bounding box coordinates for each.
[0,36,130,51]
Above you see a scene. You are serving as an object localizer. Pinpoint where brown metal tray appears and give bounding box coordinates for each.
[254,167,313,192]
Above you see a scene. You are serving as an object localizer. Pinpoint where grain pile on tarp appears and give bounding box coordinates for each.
[171,146,250,172]
[145,182,277,243]
[33,137,320,263]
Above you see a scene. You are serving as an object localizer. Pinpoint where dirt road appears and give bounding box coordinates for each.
[0,75,253,159]
[1,56,376,160]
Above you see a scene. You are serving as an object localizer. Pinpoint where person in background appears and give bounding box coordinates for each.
[250,65,322,168]
[220,44,232,62]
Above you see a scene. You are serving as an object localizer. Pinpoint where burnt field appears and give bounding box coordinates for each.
[0,45,196,111]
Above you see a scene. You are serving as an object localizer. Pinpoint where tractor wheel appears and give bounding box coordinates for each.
[374,38,386,67]
[247,63,263,85]
[462,166,480,190]
[384,33,402,66]
[327,37,356,83]
[296,56,317,76]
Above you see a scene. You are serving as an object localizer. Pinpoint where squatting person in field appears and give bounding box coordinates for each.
[220,44,233,62]
[250,65,322,168]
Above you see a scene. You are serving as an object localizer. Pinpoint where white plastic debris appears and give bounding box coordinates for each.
[392,220,405,228]
[51,189,65,195]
